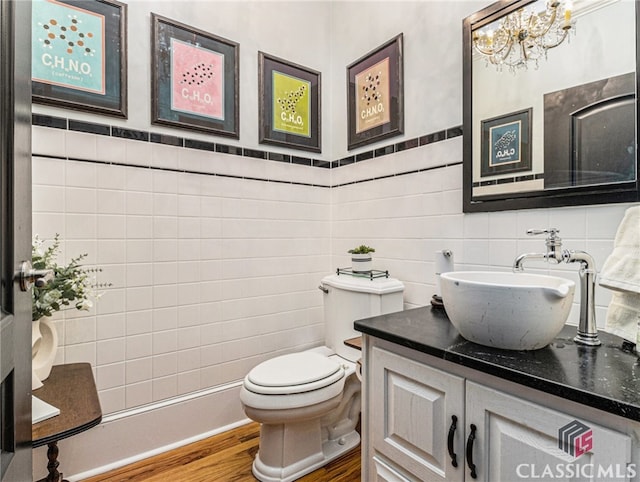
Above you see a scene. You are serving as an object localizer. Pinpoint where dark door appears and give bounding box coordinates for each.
[0,0,32,480]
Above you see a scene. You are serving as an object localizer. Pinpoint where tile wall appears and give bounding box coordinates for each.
[32,122,332,414]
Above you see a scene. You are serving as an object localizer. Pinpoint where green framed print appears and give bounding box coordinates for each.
[151,14,239,139]
[32,0,127,118]
[259,52,321,153]
[347,33,404,150]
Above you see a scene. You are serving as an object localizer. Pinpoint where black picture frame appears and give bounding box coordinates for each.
[258,52,321,153]
[481,108,532,177]
[347,33,404,151]
[32,0,127,118]
[151,13,239,139]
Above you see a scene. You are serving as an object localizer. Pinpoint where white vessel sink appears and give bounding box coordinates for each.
[440,271,575,350]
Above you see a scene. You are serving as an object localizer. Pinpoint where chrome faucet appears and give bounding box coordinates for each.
[513,228,600,346]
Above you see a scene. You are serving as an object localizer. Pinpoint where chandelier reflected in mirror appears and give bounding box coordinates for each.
[473,0,575,71]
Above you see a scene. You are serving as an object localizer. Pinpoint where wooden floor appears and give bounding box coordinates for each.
[82,422,361,482]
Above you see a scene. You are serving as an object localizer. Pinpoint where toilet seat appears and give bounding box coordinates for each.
[244,352,345,395]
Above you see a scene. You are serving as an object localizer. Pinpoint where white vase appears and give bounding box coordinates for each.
[32,317,58,390]
[351,253,373,273]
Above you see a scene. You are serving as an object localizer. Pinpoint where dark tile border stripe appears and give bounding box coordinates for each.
[32,114,461,173]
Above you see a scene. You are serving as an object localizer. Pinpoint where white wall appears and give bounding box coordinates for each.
[32,0,637,479]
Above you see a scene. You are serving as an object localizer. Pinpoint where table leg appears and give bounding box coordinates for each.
[35,441,68,482]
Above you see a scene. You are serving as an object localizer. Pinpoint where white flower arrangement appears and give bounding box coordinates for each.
[31,234,109,322]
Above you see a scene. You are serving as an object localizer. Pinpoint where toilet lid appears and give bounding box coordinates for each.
[246,352,344,395]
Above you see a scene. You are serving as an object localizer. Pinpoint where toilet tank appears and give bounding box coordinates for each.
[320,273,404,362]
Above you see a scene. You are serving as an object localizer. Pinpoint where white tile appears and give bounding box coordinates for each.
[65,317,96,345]
[97,240,126,264]
[153,284,178,308]
[125,287,153,312]
[97,190,126,214]
[125,168,154,192]
[126,192,153,215]
[152,143,180,170]
[32,126,66,157]
[96,362,125,390]
[178,218,201,239]
[32,185,65,213]
[153,216,178,238]
[126,215,153,238]
[153,353,177,378]
[97,338,125,365]
[66,131,97,160]
[153,239,177,262]
[126,240,153,263]
[153,307,178,331]
[153,330,178,355]
[66,214,97,239]
[153,262,178,285]
[153,193,178,216]
[125,310,153,337]
[126,333,152,359]
[97,164,127,190]
[177,370,201,395]
[96,313,125,340]
[64,342,96,365]
[96,136,126,164]
[125,139,152,168]
[153,170,178,194]
[97,215,126,239]
[98,387,125,414]
[177,305,201,328]
[125,381,153,408]
[126,357,152,384]
[178,348,201,372]
[33,157,65,186]
[126,263,153,288]
[152,375,177,401]
[66,161,97,188]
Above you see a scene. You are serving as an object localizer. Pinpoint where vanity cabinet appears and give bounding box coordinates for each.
[364,341,633,482]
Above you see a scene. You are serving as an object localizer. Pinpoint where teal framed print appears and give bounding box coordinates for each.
[258,52,321,153]
[32,0,127,118]
[481,108,532,177]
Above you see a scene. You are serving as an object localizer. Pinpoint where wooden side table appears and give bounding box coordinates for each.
[32,363,102,482]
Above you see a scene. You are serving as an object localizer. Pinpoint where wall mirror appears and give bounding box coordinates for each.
[463,0,640,212]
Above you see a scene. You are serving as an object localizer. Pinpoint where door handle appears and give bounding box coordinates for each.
[14,260,54,291]
[447,415,458,467]
[466,423,478,479]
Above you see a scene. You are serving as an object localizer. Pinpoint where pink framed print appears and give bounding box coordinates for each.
[151,14,239,138]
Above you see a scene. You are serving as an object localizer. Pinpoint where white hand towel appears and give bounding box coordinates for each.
[599,205,640,294]
[604,291,640,343]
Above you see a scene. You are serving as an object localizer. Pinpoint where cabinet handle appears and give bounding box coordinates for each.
[447,415,458,467]
[466,424,478,479]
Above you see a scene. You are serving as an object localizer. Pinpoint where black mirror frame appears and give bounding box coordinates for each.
[462,0,640,213]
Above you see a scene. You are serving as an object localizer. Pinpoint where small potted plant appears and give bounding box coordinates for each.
[348,245,375,273]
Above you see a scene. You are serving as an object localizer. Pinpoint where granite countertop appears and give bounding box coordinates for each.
[354,305,640,422]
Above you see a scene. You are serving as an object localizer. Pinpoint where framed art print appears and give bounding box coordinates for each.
[151,14,239,139]
[258,52,321,153]
[481,108,532,177]
[32,0,127,117]
[347,33,404,150]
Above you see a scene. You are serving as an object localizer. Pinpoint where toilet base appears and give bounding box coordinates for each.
[252,428,360,482]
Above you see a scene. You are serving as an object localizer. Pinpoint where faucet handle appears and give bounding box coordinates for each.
[527,228,560,238]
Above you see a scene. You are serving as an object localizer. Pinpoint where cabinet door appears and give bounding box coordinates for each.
[465,381,632,482]
[370,347,465,481]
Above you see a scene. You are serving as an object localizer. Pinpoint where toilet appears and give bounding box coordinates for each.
[240,272,404,482]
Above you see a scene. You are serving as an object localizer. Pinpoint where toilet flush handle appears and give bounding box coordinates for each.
[318,284,329,294]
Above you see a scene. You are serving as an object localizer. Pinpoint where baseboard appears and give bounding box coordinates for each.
[32,381,248,481]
